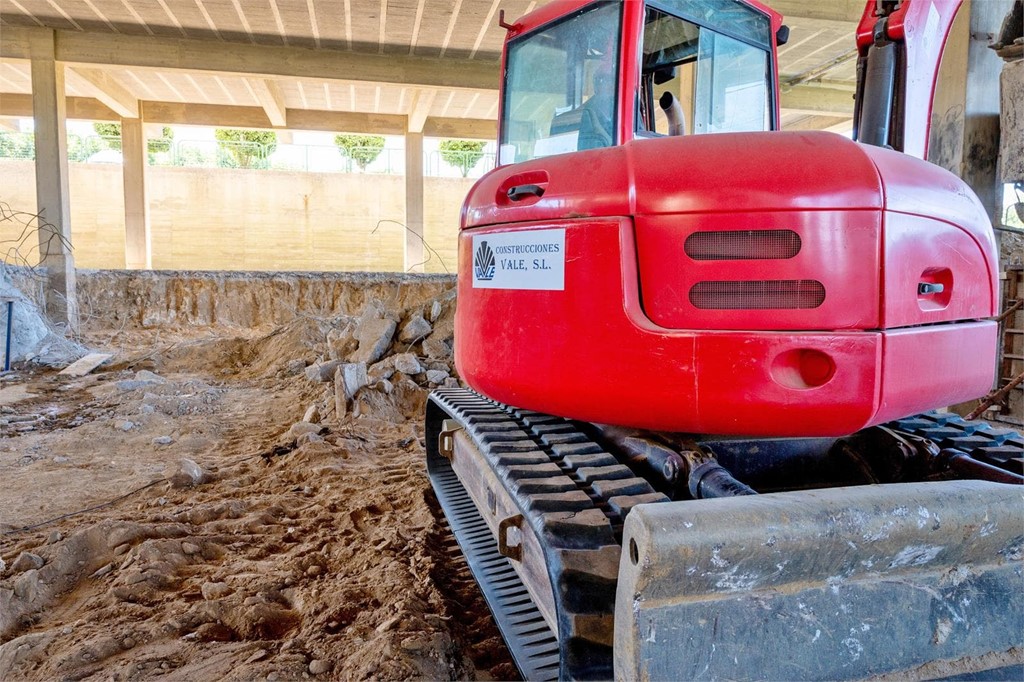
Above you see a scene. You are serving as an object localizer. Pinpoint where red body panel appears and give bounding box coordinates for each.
[462,133,999,326]
[466,133,885,230]
[457,1,999,437]
[455,218,997,436]
[635,210,882,331]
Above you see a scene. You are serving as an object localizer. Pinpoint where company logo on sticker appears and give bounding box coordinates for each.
[471,229,565,291]
[473,241,496,281]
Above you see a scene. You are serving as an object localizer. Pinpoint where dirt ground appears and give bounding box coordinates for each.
[4,279,1022,682]
[0,314,517,680]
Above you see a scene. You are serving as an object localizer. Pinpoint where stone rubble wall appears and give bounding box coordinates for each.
[75,269,456,330]
[55,268,461,426]
[1000,58,1023,185]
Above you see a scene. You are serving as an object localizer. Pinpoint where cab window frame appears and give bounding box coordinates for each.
[498,1,625,165]
[639,0,778,136]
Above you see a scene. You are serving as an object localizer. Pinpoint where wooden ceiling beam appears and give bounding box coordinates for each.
[1,26,497,91]
[65,66,139,118]
[2,28,859,120]
[0,91,498,138]
[0,92,118,120]
[247,77,287,127]
[763,0,865,24]
[0,85,849,130]
[780,84,856,116]
[422,116,495,140]
[286,108,407,135]
[781,113,852,131]
[407,88,436,133]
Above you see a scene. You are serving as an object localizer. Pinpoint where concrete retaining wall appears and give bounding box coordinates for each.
[0,161,467,273]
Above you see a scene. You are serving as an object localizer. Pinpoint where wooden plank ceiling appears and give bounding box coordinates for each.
[0,0,858,132]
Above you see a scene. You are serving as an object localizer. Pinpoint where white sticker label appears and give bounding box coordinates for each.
[471,229,565,290]
[534,131,579,158]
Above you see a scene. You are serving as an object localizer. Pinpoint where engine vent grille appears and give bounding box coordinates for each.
[689,280,826,310]
[684,229,801,261]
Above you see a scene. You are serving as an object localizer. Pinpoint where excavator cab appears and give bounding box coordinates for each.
[499,0,778,163]
[459,0,999,437]
[427,1,1023,679]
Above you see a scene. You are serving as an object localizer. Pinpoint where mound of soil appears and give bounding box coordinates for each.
[0,290,516,681]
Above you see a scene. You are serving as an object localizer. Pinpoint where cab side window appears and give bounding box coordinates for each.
[640,6,771,137]
[501,2,622,163]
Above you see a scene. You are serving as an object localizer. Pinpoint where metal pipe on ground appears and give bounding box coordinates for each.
[3,299,12,371]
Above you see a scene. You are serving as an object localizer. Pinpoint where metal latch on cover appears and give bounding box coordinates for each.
[497,514,524,561]
[438,419,462,460]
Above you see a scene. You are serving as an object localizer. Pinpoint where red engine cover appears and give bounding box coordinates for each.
[456,132,999,436]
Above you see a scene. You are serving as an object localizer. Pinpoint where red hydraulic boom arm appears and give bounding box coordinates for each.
[853,0,964,159]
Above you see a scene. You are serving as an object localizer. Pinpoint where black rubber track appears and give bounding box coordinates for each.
[426,388,668,681]
[889,411,1024,476]
[427,391,1024,681]
[428,448,561,681]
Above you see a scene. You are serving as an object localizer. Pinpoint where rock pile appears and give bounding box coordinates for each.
[0,266,87,367]
[297,292,457,425]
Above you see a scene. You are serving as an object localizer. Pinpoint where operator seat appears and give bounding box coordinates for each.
[549,105,613,151]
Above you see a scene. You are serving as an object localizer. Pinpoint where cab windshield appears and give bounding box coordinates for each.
[499,2,621,164]
[499,0,774,165]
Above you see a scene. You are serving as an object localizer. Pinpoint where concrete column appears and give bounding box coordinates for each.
[928,0,1012,220]
[961,0,1010,220]
[121,115,151,269]
[404,131,425,273]
[29,29,78,331]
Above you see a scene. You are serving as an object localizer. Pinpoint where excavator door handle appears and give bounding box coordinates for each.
[507,184,545,201]
[918,282,944,295]
[497,514,524,561]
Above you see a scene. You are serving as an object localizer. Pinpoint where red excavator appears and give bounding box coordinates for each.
[425,0,1024,679]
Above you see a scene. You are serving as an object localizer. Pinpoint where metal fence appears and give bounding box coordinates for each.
[150,139,276,170]
[0,133,123,163]
[0,132,496,178]
[152,139,407,174]
[427,149,497,178]
[0,132,35,160]
[266,142,405,174]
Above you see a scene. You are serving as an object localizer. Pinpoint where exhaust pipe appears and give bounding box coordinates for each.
[658,92,686,136]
